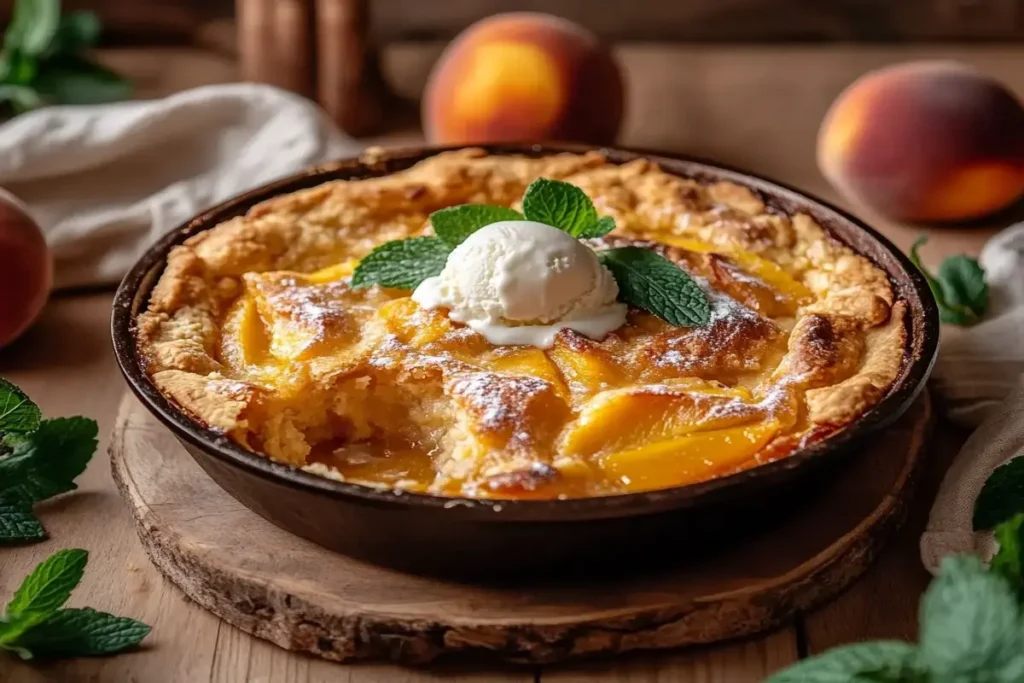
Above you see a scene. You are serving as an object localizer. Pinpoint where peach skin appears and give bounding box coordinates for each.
[423,12,624,146]
[818,61,1024,222]
[0,190,51,349]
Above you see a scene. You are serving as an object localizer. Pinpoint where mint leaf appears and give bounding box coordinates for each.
[919,555,1024,678]
[33,55,132,106]
[939,254,988,322]
[0,490,44,544]
[599,247,711,327]
[0,84,43,115]
[766,641,923,682]
[6,549,87,620]
[991,514,1024,596]
[11,608,150,660]
[577,215,616,239]
[48,12,100,56]
[351,236,450,290]
[973,456,1024,530]
[4,0,60,56]
[1,417,98,501]
[430,205,523,247]
[0,378,40,434]
[910,236,987,326]
[521,178,600,237]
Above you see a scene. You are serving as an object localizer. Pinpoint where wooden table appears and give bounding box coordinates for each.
[0,42,1007,682]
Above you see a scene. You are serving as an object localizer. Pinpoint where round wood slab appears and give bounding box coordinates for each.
[110,392,931,665]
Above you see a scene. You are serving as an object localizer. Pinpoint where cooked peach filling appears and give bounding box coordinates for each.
[137,150,907,500]
[203,235,880,499]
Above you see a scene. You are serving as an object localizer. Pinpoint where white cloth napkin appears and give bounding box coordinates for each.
[0,84,361,289]
[921,224,1024,573]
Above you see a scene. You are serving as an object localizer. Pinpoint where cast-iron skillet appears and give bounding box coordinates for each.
[112,143,939,578]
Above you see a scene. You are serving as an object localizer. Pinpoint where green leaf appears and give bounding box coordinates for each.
[521,178,600,237]
[974,456,1024,530]
[430,204,523,247]
[47,12,100,56]
[351,236,451,290]
[0,378,41,434]
[33,55,133,106]
[766,641,924,683]
[0,83,44,115]
[0,490,44,545]
[576,215,616,239]
[6,548,87,621]
[938,254,988,323]
[4,0,61,56]
[11,607,150,660]
[910,235,988,327]
[991,513,1024,596]
[598,247,711,327]
[1,417,98,501]
[918,554,1024,678]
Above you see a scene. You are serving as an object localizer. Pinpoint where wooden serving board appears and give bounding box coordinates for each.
[110,392,931,665]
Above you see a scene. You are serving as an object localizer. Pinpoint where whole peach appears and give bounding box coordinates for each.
[818,61,1024,222]
[0,190,51,349]
[423,12,624,145]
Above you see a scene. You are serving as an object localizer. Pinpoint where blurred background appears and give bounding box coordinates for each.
[2,0,1023,232]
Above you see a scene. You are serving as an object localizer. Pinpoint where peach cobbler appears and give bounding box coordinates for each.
[136,149,907,499]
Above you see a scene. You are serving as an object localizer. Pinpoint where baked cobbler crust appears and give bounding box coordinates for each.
[136,149,907,499]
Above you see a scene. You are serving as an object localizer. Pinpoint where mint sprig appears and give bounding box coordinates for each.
[0,0,132,117]
[431,205,523,247]
[351,236,451,290]
[974,456,1024,531]
[0,549,151,660]
[522,177,614,238]
[599,247,711,327]
[0,378,40,434]
[0,379,97,544]
[910,236,988,326]
[770,504,1024,683]
[350,177,709,328]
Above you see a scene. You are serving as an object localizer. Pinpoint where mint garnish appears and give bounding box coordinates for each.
[522,177,602,238]
[992,514,1024,598]
[350,236,451,290]
[349,177,710,328]
[920,555,1023,678]
[599,247,711,327]
[431,205,523,247]
[0,379,98,544]
[0,549,151,660]
[910,236,988,326]
[0,491,44,544]
[766,641,923,682]
[769,552,1024,683]
[974,456,1024,531]
[0,378,40,434]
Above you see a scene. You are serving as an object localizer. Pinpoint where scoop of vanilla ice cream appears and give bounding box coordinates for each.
[412,220,626,347]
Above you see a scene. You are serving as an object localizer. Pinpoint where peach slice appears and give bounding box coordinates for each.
[484,347,570,400]
[306,259,357,283]
[547,338,623,396]
[561,380,762,458]
[221,295,269,369]
[652,234,813,305]
[601,421,779,493]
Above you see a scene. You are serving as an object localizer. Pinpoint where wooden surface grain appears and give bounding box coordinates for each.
[0,43,1005,681]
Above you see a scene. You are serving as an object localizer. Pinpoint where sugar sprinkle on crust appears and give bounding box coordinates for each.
[136,150,907,499]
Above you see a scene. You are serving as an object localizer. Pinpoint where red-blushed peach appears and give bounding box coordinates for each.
[818,61,1024,222]
[0,189,51,349]
[423,12,624,146]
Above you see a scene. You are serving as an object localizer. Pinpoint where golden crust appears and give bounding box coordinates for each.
[136,149,908,499]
